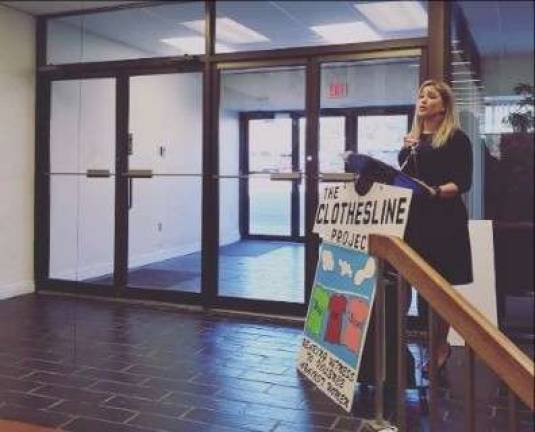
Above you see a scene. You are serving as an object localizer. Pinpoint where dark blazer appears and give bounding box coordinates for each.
[398,129,473,285]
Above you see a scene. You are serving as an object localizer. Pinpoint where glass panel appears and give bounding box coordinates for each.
[50,79,115,173]
[219,66,305,303]
[249,118,292,173]
[49,176,115,283]
[47,2,205,64]
[127,73,203,293]
[219,179,305,303]
[248,118,292,235]
[127,177,202,293]
[249,177,291,235]
[129,73,202,175]
[358,114,409,167]
[320,58,418,170]
[320,116,345,172]
[321,60,419,109]
[49,78,115,285]
[216,1,427,53]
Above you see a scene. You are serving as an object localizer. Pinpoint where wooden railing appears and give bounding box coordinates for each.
[368,234,534,430]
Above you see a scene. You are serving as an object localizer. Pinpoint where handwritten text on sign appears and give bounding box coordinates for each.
[298,337,356,411]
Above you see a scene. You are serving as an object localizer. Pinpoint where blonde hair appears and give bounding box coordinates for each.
[409,80,460,147]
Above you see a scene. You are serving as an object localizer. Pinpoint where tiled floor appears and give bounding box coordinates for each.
[0,294,532,431]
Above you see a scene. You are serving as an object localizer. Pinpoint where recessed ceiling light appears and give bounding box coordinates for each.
[310,22,382,44]
[354,1,427,31]
[182,18,269,44]
[160,37,231,54]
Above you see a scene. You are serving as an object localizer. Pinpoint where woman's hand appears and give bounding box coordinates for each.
[403,135,418,149]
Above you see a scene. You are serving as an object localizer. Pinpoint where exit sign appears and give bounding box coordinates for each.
[329,80,348,98]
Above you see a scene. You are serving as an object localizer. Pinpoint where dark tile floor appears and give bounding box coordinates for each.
[0,294,532,432]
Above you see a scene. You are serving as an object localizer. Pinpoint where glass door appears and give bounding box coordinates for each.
[218,65,306,305]
[126,72,203,295]
[48,78,116,288]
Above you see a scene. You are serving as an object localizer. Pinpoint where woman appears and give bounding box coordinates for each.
[399,79,473,373]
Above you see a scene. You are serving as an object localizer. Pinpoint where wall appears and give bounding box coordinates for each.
[0,5,35,299]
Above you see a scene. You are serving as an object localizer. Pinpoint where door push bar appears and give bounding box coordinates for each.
[124,169,153,178]
[269,172,356,182]
[319,172,357,182]
[76,171,355,182]
[86,169,111,178]
[269,172,302,181]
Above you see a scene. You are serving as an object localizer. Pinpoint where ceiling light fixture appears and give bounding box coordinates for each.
[310,22,382,44]
[182,18,269,44]
[354,1,427,31]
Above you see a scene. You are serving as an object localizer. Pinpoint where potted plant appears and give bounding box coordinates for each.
[502,83,534,133]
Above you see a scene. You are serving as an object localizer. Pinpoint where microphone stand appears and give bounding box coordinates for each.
[400,144,419,174]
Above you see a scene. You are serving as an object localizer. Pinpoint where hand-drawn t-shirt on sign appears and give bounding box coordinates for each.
[341,298,369,353]
[306,285,330,336]
[324,294,347,344]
